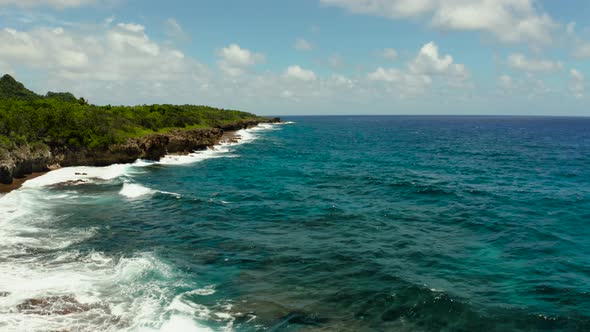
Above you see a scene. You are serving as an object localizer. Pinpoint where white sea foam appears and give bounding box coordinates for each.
[132,159,157,167]
[22,164,133,189]
[186,285,216,296]
[0,195,218,331]
[157,122,278,166]
[119,183,155,198]
[157,146,234,166]
[118,183,181,199]
[142,316,214,332]
[0,122,283,331]
[0,247,215,332]
[0,177,234,332]
[11,122,280,189]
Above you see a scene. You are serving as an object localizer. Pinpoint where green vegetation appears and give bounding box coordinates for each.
[0,74,41,101]
[0,74,262,149]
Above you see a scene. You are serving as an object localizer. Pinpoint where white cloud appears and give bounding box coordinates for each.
[573,42,590,59]
[378,48,398,60]
[568,24,590,59]
[0,0,95,8]
[331,74,355,88]
[0,60,14,76]
[368,67,432,96]
[294,38,313,51]
[0,28,45,63]
[368,41,467,96]
[320,0,557,45]
[0,21,206,100]
[327,54,344,69]
[283,65,317,81]
[496,73,551,97]
[104,16,115,26]
[368,67,402,82]
[281,89,295,99]
[409,42,469,80]
[569,69,585,98]
[110,23,160,56]
[566,21,576,35]
[216,43,265,77]
[498,74,513,89]
[165,18,190,42]
[507,53,562,72]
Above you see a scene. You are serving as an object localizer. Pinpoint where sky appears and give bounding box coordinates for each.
[0,0,589,116]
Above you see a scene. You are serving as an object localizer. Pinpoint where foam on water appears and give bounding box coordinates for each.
[0,185,219,331]
[120,183,156,198]
[119,183,181,199]
[0,122,282,331]
[13,123,278,188]
[157,146,234,166]
[22,164,133,189]
[158,123,277,166]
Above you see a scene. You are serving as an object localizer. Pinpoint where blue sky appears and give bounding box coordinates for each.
[0,0,589,116]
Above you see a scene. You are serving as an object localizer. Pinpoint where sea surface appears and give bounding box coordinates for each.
[1,116,590,331]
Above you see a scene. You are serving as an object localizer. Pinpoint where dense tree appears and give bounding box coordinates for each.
[0,74,41,101]
[0,75,263,150]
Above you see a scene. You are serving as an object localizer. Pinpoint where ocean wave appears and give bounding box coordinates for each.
[0,249,201,331]
[119,183,156,199]
[157,122,278,166]
[0,122,283,331]
[0,185,220,331]
[157,146,235,166]
[119,183,182,200]
[20,163,135,189]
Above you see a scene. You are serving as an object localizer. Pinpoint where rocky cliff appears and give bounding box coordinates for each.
[0,118,280,185]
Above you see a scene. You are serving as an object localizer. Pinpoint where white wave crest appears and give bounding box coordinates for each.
[22,164,133,189]
[157,146,233,166]
[158,122,278,166]
[119,183,155,199]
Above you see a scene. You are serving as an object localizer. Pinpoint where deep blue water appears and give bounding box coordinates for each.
[1,116,590,331]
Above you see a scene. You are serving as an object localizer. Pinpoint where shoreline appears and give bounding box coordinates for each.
[0,171,49,194]
[0,120,280,195]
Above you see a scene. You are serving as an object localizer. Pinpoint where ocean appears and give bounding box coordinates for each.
[1,116,589,331]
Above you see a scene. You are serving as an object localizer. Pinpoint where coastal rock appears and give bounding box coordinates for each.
[0,143,53,184]
[17,296,93,316]
[0,118,281,185]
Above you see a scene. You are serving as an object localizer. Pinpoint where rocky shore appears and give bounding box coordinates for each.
[0,118,280,186]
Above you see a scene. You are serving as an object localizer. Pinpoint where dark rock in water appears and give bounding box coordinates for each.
[231,299,290,325]
[267,311,331,331]
[0,291,9,297]
[16,295,105,316]
[49,179,90,189]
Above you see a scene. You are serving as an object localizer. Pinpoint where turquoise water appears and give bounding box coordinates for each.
[1,116,590,331]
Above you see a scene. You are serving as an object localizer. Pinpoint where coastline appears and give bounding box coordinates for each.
[0,171,48,194]
[0,118,280,195]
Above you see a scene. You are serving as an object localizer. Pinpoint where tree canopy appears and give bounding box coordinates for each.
[0,75,263,150]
